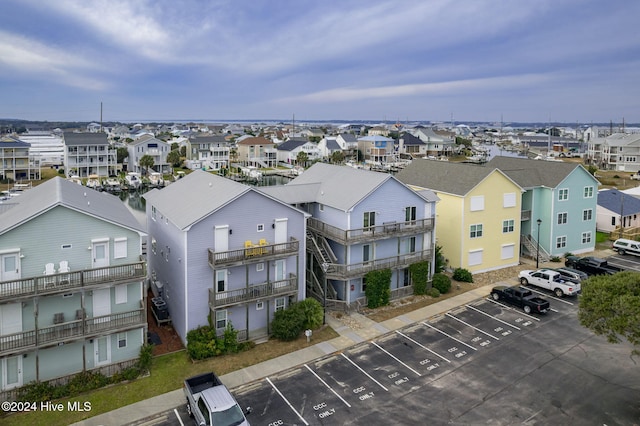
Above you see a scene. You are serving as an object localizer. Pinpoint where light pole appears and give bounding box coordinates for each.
[321,263,329,325]
[536,219,542,268]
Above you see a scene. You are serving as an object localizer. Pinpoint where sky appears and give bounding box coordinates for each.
[1,0,639,124]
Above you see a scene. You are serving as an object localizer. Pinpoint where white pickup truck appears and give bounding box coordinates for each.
[518,268,581,297]
[184,372,251,426]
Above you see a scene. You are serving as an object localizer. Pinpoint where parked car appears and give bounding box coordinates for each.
[184,372,251,426]
[518,269,580,297]
[490,285,551,314]
[554,267,589,283]
[565,256,622,276]
[612,238,640,256]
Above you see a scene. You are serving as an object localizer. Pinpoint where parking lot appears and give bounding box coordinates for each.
[160,281,640,425]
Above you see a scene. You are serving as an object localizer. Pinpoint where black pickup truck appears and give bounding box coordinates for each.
[490,286,551,314]
[564,256,622,276]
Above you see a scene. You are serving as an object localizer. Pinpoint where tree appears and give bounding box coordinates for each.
[296,151,308,167]
[139,155,155,175]
[330,150,345,164]
[117,147,129,164]
[166,150,182,167]
[578,271,640,354]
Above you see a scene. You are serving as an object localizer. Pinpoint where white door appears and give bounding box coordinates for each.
[92,241,110,269]
[214,226,229,252]
[274,260,286,289]
[94,336,111,366]
[0,253,20,281]
[274,218,288,244]
[2,355,22,390]
[0,303,22,343]
[92,288,111,324]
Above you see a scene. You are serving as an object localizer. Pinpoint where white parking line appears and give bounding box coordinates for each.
[174,408,184,426]
[421,322,477,351]
[445,313,500,340]
[395,330,451,363]
[304,364,352,407]
[371,341,422,376]
[266,377,309,425]
[486,298,541,321]
[340,353,389,391]
[465,304,522,330]
[525,287,575,305]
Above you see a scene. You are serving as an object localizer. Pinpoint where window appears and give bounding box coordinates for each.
[363,211,375,230]
[151,238,157,255]
[583,209,593,221]
[469,250,483,266]
[502,219,515,233]
[501,244,515,260]
[556,236,567,249]
[61,244,72,250]
[470,196,485,211]
[503,193,516,208]
[256,301,264,310]
[558,188,568,201]
[256,263,264,272]
[275,297,285,312]
[165,246,170,262]
[215,310,227,329]
[557,212,568,225]
[361,276,367,293]
[117,333,127,349]
[405,206,416,223]
[216,270,227,293]
[319,204,324,212]
[470,224,483,238]
[115,284,127,304]
[408,237,416,253]
[152,206,157,221]
[611,216,616,226]
[583,186,594,198]
[257,224,265,232]
[582,232,592,244]
[363,244,372,264]
[114,238,127,259]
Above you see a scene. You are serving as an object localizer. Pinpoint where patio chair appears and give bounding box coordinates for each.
[43,263,56,288]
[58,260,70,284]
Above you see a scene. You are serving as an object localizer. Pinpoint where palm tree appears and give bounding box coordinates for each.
[139,155,155,176]
[296,151,308,167]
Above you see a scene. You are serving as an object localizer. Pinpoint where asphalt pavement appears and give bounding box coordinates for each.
[70,284,499,426]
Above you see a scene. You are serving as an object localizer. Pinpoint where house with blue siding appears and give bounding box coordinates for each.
[260,163,438,309]
[487,157,599,258]
[0,178,146,400]
[143,170,308,345]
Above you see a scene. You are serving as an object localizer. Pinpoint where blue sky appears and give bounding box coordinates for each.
[1,0,639,123]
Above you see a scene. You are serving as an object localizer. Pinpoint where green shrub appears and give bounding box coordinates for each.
[364,269,392,309]
[186,323,240,360]
[297,298,324,330]
[434,245,446,273]
[271,305,306,341]
[428,287,440,298]
[452,268,473,283]
[432,273,451,294]
[550,256,562,262]
[409,261,430,295]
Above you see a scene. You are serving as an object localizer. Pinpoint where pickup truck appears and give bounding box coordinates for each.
[518,268,581,297]
[564,256,622,276]
[184,372,251,426]
[490,285,551,314]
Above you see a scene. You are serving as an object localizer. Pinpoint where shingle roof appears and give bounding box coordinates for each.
[277,139,307,151]
[143,170,251,230]
[396,159,519,196]
[326,140,341,151]
[399,133,424,145]
[598,189,640,215]
[0,136,30,148]
[0,177,144,235]
[236,136,273,146]
[485,156,594,189]
[63,132,109,146]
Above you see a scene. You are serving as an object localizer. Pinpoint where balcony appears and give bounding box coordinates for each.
[208,239,299,268]
[324,248,432,279]
[209,274,298,308]
[0,262,146,302]
[521,210,531,221]
[308,217,434,244]
[0,306,145,356]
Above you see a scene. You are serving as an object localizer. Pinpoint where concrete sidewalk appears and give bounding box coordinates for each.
[72,283,498,426]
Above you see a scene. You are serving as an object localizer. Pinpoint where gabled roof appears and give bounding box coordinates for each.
[0,136,30,148]
[143,170,252,230]
[129,134,168,146]
[598,189,640,215]
[486,157,596,189]
[338,133,357,142]
[326,139,341,151]
[237,136,274,146]
[396,159,521,196]
[63,132,109,146]
[399,133,425,145]
[0,177,144,235]
[190,135,228,144]
[260,163,433,212]
[277,139,308,151]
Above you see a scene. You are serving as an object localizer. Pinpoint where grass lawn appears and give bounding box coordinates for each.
[3,326,338,426]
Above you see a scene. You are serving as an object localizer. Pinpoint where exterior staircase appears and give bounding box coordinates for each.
[522,234,550,263]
